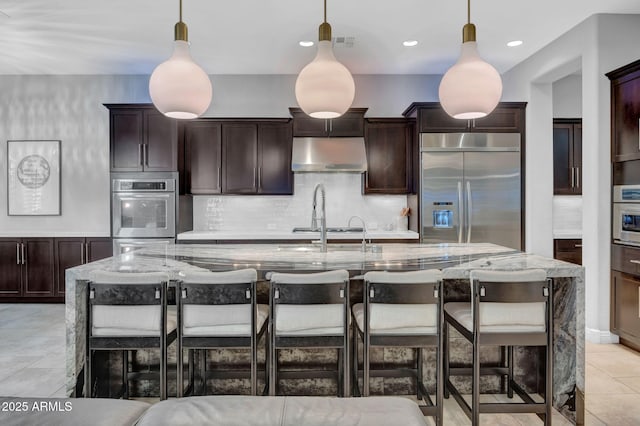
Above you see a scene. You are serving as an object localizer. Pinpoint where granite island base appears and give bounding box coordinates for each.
[65,243,584,424]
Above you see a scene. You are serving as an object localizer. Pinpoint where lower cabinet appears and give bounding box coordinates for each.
[0,237,111,301]
[553,239,582,265]
[611,270,640,350]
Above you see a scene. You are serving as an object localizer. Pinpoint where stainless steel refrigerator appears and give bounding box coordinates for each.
[420,133,522,250]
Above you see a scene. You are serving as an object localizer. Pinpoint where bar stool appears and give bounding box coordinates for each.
[85,271,175,400]
[176,269,268,397]
[444,269,553,425]
[268,270,350,397]
[352,270,443,425]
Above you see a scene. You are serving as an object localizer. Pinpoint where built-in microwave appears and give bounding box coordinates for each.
[613,185,640,246]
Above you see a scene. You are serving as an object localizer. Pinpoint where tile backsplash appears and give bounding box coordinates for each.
[193,173,409,232]
[552,196,582,233]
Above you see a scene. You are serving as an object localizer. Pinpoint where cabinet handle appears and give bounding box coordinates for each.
[329,120,333,133]
[257,166,261,189]
[630,259,640,265]
[138,144,143,166]
[217,167,221,190]
[144,144,149,167]
[324,120,328,133]
[575,244,583,248]
[576,166,580,189]
[81,243,85,264]
[570,167,575,188]
[16,243,20,265]
[253,167,257,188]
[21,243,25,265]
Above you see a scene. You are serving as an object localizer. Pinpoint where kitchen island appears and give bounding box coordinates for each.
[65,242,584,423]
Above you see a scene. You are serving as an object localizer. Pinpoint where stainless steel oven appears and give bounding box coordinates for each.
[111,173,177,239]
[613,185,640,246]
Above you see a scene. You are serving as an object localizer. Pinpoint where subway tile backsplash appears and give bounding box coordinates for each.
[193,173,408,232]
[552,195,582,234]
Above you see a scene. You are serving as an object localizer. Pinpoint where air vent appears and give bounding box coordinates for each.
[332,36,355,48]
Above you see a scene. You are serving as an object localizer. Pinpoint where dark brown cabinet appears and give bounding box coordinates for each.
[553,119,582,195]
[0,238,54,298]
[611,270,640,350]
[403,102,525,133]
[258,123,294,194]
[55,237,112,297]
[184,121,223,194]
[289,107,367,137]
[363,118,413,194]
[106,104,178,172]
[553,239,582,265]
[607,60,640,162]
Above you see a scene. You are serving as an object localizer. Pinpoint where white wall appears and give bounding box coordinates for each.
[553,74,582,118]
[0,74,440,237]
[502,13,640,343]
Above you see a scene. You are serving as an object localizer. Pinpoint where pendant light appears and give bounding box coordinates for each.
[149,0,212,119]
[438,0,502,119]
[295,0,355,119]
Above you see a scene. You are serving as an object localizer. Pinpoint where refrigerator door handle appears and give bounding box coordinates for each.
[457,181,463,243]
[466,181,473,243]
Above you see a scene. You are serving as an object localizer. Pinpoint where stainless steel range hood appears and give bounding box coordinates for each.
[291,137,368,173]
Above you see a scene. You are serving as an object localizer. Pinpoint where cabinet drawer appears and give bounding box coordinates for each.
[611,244,640,275]
[553,239,582,265]
[611,270,640,340]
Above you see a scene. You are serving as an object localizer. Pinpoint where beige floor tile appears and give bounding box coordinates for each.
[586,364,636,394]
[615,376,640,393]
[0,368,65,397]
[586,349,640,377]
[586,393,640,425]
[585,410,607,426]
[585,342,626,353]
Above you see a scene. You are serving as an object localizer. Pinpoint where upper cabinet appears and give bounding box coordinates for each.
[289,107,367,137]
[363,118,413,194]
[403,102,526,133]
[183,119,293,195]
[553,119,582,195]
[607,60,640,162]
[106,104,178,172]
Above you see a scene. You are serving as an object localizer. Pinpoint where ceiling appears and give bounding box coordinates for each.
[1,0,639,75]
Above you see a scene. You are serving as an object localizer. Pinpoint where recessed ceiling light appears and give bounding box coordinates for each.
[403,40,419,47]
[299,41,314,47]
[507,40,523,47]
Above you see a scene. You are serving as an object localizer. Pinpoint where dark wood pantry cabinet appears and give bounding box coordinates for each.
[289,107,367,137]
[363,118,413,194]
[55,237,112,297]
[607,60,640,162]
[106,104,178,172]
[553,119,582,195]
[184,120,223,194]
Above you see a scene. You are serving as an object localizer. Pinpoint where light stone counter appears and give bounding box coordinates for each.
[65,243,583,423]
[177,230,419,240]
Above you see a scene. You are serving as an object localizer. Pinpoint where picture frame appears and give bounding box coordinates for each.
[7,140,61,216]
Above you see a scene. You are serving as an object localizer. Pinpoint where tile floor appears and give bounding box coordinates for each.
[0,304,639,425]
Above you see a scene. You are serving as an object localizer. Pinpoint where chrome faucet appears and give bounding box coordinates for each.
[311,183,327,253]
[348,215,368,252]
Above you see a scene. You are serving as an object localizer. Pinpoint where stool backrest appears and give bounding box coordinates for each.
[269,270,349,305]
[178,269,258,305]
[364,270,442,305]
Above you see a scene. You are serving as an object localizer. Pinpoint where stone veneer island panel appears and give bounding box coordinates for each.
[65,243,584,423]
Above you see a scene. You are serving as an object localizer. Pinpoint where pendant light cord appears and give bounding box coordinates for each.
[179,0,183,22]
[467,0,470,24]
[324,0,327,23]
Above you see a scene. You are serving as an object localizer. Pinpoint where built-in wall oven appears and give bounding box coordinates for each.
[111,172,178,255]
[613,185,640,246]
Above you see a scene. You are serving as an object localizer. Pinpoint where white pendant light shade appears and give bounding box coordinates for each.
[295,40,355,119]
[439,41,502,120]
[149,40,212,119]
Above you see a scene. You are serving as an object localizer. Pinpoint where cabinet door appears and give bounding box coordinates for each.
[611,271,640,341]
[110,109,144,172]
[363,121,411,194]
[328,111,366,137]
[419,104,523,133]
[473,106,522,132]
[55,238,85,297]
[185,121,222,194]
[292,115,328,137]
[573,123,582,195]
[144,110,178,171]
[86,238,113,262]
[553,123,573,195]
[0,239,22,297]
[553,239,582,265]
[222,124,258,194]
[612,74,640,162]
[419,107,468,132]
[258,123,293,194]
[23,238,55,297]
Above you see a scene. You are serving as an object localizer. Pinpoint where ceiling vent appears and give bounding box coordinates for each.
[332,36,355,48]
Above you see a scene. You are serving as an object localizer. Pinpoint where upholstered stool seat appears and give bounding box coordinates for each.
[182,304,268,336]
[444,302,546,333]
[352,302,438,335]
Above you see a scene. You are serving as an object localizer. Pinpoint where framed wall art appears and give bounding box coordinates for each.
[7,140,61,216]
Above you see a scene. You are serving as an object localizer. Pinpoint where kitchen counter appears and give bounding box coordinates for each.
[177,230,419,241]
[65,243,583,423]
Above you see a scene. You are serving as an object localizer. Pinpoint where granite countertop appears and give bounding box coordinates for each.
[177,230,420,240]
